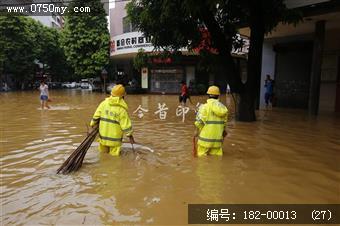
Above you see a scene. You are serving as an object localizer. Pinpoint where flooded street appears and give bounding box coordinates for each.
[1,90,339,225]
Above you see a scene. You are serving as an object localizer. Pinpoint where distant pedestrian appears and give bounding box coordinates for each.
[179,81,189,105]
[264,75,274,108]
[226,84,231,94]
[39,80,50,109]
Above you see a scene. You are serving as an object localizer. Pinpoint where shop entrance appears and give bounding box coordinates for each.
[274,42,313,108]
[150,68,183,93]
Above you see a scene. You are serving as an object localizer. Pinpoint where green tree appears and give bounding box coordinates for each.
[127,0,300,121]
[0,15,73,89]
[40,27,73,82]
[106,58,117,81]
[0,15,37,89]
[133,49,149,71]
[27,20,72,81]
[233,0,300,121]
[61,0,110,79]
[45,29,73,82]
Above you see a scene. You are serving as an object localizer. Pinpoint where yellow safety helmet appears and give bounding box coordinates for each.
[111,84,126,97]
[207,85,220,95]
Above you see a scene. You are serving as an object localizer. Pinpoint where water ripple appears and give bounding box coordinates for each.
[1,91,339,225]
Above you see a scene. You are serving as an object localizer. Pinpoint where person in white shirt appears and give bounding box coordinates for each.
[39,80,50,109]
[226,83,231,94]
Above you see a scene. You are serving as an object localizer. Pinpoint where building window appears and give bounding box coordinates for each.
[122,16,130,33]
[122,16,137,33]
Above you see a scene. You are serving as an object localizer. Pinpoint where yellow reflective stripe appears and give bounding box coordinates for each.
[100,117,119,124]
[198,136,223,142]
[205,121,224,124]
[99,134,122,142]
[122,127,132,132]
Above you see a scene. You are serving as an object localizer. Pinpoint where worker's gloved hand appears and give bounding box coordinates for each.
[128,135,135,144]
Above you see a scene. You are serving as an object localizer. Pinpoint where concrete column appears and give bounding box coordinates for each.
[308,20,325,115]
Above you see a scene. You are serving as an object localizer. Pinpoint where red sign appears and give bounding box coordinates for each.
[152,58,172,64]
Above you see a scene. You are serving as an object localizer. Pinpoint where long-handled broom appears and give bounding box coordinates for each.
[57,124,99,174]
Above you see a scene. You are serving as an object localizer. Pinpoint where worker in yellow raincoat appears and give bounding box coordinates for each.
[90,84,135,156]
[194,85,228,157]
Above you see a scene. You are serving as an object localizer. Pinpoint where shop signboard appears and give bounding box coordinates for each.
[110,31,249,57]
[111,32,154,56]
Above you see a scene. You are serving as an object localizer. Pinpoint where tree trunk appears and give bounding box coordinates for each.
[219,53,243,94]
[199,2,264,121]
[238,0,265,122]
[238,91,256,121]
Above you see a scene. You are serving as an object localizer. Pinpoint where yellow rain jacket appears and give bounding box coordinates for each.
[90,96,133,147]
[195,99,228,149]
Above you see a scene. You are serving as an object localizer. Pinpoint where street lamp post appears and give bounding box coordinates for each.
[101,69,108,93]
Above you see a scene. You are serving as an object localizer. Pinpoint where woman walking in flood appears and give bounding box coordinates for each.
[39,80,50,109]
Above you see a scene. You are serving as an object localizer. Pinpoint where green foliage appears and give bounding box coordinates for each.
[0,16,37,86]
[45,30,73,81]
[61,0,110,79]
[133,49,149,71]
[28,20,72,81]
[127,0,244,54]
[126,0,201,51]
[0,15,72,87]
[256,0,302,34]
[106,58,117,81]
[127,0,301,55]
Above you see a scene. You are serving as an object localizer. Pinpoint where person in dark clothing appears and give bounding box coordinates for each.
[264,75,274,108]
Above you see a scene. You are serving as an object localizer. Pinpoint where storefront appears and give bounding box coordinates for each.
[110,31,249,94]
[253,0,340,113]
[149,68,183,93]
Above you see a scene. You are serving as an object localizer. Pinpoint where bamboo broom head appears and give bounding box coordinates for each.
[57,125,99,174]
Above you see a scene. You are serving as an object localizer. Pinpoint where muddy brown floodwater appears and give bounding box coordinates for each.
[0,90,339,225]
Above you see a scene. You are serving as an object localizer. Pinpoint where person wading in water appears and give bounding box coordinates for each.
[39,80,50,110]
[179,81,190,106]
[90,84,135,156]
[194,85,228,157]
